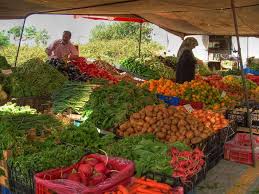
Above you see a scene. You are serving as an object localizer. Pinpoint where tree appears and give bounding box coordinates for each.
[90,22,153,42]
[0,31,10,47]
[8,26,22,41]
[7,25,49,45]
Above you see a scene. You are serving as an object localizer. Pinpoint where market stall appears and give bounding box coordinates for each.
[0,0,259,194]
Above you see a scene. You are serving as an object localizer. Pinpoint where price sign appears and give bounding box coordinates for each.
[1,69,12,75]
[184,104,194,113]
[221,91,226,98]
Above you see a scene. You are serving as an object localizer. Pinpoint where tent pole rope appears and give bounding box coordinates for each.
[231,0,256,167]
[138,22,142,58]
[14,18,26,67]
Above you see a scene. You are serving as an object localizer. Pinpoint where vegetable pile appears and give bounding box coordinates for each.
[142,78,234,110]
[0,55,11,70]
[106,135,172,176]
[107,177,177,194]
[120,57,159,80]
[72,57,118,83]
[63,154,127,187]
[8,58,67,97]
[117,104,214,145]
[84,81,159,130]
[52,81,99,114]
[192,109,229,131]
[171,144,205,182]
[120,57,175,80]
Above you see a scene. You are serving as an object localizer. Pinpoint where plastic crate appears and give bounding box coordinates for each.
[1,186,12,194]
[8,163,35,194]
[157,94,180,106]
[220,121,238,144]
[251,110,259,128]
[224,133,259,165]
[226,109,247,127]
[205,145,224,172]
[142,172,183,194]
[191,132,221,155]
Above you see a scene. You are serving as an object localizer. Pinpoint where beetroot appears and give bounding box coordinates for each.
[68,173,81,183]
[88,173,106,186]
[94,163,106,174]
[78,163,93,177]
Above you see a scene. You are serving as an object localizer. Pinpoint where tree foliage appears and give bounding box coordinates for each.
[8,25,49,46]
[0,31,10,47]
[90,22,152,42]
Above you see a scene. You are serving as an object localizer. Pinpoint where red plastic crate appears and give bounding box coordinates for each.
[35,154,135,194]
[224,133,259,165]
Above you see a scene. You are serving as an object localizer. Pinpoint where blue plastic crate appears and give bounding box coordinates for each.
[1,186,12,194]
[157,94,180,106]
[244,68,259,76]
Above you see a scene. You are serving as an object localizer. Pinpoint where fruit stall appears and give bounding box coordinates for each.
[1,1,259,194]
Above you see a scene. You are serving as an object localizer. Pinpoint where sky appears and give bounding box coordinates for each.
[1,14,259,63]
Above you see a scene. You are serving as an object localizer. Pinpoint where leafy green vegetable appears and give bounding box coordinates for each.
[52,81,98,114]
[84,81,159,129]
[0,55,11,69]
[106,135,172,176]
[8,58,67,97]
[172,141,191,151]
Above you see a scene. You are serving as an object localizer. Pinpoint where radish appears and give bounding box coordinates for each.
[79,171,89,185]
[78,163,93,177]
[84,158,99,167]
[68,173,81,183]
[94,162,106,174]
[89,173,106,186]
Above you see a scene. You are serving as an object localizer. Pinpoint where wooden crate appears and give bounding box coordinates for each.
[0,150,12,188]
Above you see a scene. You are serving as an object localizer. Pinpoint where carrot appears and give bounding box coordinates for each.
[118,185,129,194]
[134,179,171,191]
[136,187,163,194]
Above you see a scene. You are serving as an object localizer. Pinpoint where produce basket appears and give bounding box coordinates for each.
[226,108,248,127]
[157,94,180,106]
[140,172,184,194]
[1,186,12,194]
[224,133,259,165]
[220,121,238,144]
[191,132,221,155]
[35,154,135,194]
[251,109,259,128]
[8,163,35,194]
[205,145,224,172]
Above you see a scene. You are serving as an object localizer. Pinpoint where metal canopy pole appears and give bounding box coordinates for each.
[14,18,27,67]
[138,22,142,58]
[231,0,256,167]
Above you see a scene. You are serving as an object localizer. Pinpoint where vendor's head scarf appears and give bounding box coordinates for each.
[177,37,198,59]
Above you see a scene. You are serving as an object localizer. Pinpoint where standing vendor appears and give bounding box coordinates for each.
[176,37,201,84]
[45,31,79,61]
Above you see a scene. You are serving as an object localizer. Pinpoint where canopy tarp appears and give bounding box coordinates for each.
[73,15,145,23]
[1,0,259,37]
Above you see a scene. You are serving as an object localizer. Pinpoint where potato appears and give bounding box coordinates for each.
[176,132,181,137]
[145,105,154,112]
[200,133,208,139]
[193,130,200,137]
[161,128,167,133]
[191,137,202,144]
[178,119,186,127]
[186,131,194,139]
[169,135,177,143]
[163,119,171,125]
[165,135,171,141]
[128,127,134,134]
[178,135,185,141]
[147,127,153,133]
[132,113,141,119]
[156,132,166,139]
[183,139,191,145]
[170,125,177,132]
[164,124,171,131]
[180,128,187,135]
[143,123,150,129]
